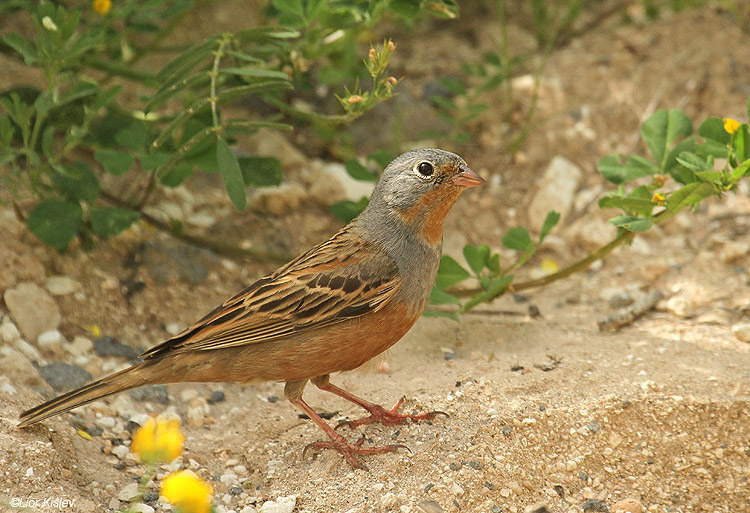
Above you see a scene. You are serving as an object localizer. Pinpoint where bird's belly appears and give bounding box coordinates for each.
[235,301,419,383]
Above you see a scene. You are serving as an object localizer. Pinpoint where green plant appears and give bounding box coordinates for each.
[428,99,750,317]
[0,1,429,253]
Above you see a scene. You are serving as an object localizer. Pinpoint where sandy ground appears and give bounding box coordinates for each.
[1,3,750,513]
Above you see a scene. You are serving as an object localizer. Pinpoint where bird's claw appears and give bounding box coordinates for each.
[302,434,408,471]
[335,397,449,430]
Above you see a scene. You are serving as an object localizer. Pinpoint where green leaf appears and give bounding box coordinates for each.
[139,153,171,173]
[675,152,712,173]
[459,275,513,313]
[598,154,658,184]
[698,117,730,144]
[2,33,37,64]
[52,162,99,202]
[26,198,82,250]
[730,159,750,181]
[421,310,459,322]
[160,163,194,187]
[487,253,500,274]
[95,148,135,176]
[733,125,749,162]
[390,0,421,18]
[539,211,560,243]
[608,216,653,232]
[344,159,378,182]
[220,67,289,80]
[91,84,122,111]
[598,196,655,216]
[694,171,723,183]
[435,256,471,290]
[329,197,369,223]
[641,109,693,168]
[115,120,149,150]
[665,182,714,213]
[501,226,533,251]
[216,138,247,210]
[463,244,489,275]
[238,156,282,187]
[366,149,394,169]
[90,207,140,237]
[272,0,304,16]
[429,286,460,306]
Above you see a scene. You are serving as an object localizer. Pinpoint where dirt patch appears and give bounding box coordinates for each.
[2,4,750,513]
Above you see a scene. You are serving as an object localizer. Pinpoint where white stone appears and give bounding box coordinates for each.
[2,381,18,394]
[131,504,154,513]
[67,336,93,357]
[112,445,130,460]
[45,275,81,296]
[731,323,750,343]
[529,156,582,232]
[37,330,63,348]
[4,282,61,341]
[165,322,182,336]
[240,507,258,513]
[118,482,140,501]
[14,339,41,361]
[96,416,117,429]
[258,496,296,513]
[0,320,21,343]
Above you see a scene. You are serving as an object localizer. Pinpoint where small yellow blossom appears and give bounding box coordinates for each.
[93,0,112,15]
[368,48,377,62]
[540,258,559,275]
[651,192,666,205]
[131,417,184,464]
[85,324,102,337]
[161,471,213,513]
[724,118,741,135]
[387,40,396,52]
[42,16,58,31]
[347,95,364,104]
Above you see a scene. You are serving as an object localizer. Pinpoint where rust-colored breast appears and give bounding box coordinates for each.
[231,300,420,384]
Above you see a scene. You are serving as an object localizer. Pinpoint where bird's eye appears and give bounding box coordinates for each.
[416,161,434,178]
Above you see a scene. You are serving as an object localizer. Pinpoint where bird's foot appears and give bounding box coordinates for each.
[336,397,448,430]
[302,433,408,471]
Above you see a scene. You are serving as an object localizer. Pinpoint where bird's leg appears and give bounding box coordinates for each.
[285,381,406,471]
[311,375,448,430]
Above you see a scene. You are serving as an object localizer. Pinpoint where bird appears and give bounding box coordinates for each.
[18,148,485,469]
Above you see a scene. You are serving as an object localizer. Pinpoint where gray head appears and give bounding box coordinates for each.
[357,149,484,247]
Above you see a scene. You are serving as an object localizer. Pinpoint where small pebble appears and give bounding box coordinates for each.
[108,498,120,510]
[448,462,461,471]
[587,421,600,433]
[111,444,130,460]
[208,390,226,404]
[131,504,154,513]
[0,321,21,343]
[45,276,80,296]
[129,385,169,404]
[96,416,117,429]
[38,362,92,391]
[165,322,182,336]
[14,339,41,361]
[416,500,444,513]
[143,491,159,504]
[612,499,643,513]
[487,408,499,416]
[229,486,244,496]
[501,426,513,437]
[94,336,139,359]
[118,482,140,502]
[2,382,18,394]
[451,481,464,495]
[258,496,296,513]
[731,323,750,343]
[582,499,609,512]
[37,329,63,348]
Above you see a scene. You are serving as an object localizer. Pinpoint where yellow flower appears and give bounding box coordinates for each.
[93,0,112,15]
[131,417,184,464]
[161,471,213,513]
[724,118,740,135]
[540,258,559,275]
[651,192,665,205]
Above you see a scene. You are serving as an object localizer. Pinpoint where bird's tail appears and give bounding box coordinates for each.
[18,364,150,428]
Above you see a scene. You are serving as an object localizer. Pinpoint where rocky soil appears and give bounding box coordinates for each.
[1,3,750,513]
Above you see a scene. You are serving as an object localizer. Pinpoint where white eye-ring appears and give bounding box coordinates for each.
[415,161,435,178]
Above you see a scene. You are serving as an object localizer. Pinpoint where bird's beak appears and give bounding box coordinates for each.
[452,165,486,188]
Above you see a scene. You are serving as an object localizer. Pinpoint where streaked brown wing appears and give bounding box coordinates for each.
[141,226,400,359]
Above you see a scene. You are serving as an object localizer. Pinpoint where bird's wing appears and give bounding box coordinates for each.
[141,226,400,358]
